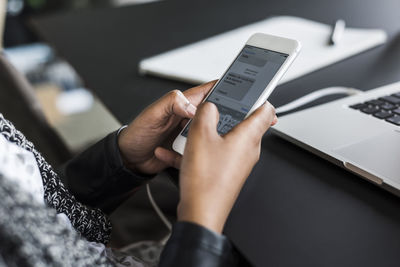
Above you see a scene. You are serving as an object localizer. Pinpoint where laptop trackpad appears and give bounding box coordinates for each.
[333,130,400,182]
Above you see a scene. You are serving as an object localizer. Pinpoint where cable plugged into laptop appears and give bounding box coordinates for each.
[275,87,362,114]
[273,81,400,195]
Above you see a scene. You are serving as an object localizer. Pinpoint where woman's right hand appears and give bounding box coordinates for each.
[177,101,277,233]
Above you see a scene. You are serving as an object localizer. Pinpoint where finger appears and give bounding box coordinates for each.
[183,80,217,106]
[161,90,197,118]
[227,102,276,141]
[154,147,182,169]
[189,102,220,137]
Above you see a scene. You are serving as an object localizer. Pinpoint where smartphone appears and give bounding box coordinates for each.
[173,33,301,155]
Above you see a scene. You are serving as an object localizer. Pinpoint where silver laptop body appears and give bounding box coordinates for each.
[273,81,400,195]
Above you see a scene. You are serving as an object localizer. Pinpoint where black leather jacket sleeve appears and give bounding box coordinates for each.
[160,221,242,267]
[62,130,153,214]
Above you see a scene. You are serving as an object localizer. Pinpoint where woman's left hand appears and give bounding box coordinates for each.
[118,81,215,175]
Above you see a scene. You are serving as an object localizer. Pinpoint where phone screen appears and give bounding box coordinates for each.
[182,45,288,136]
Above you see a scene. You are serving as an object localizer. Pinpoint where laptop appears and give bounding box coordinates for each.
[273,81,400,195]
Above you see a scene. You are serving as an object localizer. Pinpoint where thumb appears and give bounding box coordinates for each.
[227,102,276,141]
[153,90,197,119]
[188,102,220,138]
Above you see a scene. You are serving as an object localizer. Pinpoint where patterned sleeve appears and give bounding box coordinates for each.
[0,173,113,267]
[0,113,112,244]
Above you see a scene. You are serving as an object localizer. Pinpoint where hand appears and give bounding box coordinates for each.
[118,81,216,175]
[178,102,277,233]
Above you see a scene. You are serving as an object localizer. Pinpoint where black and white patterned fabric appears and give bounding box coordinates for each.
[0,172,112,267]
[0,113,112,244]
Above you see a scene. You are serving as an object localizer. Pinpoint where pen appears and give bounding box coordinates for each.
[329,19,346,45]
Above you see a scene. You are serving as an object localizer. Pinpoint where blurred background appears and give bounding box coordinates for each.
[3,0,157,154]
[5,0,157,47]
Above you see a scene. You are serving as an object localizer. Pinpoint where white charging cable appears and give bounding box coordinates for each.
[146,183,172,245]
[117,125,173,243]
[146,183,172,231]
[275,87,362,114]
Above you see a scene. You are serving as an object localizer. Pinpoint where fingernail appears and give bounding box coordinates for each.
[177,90,190,105]
[186,103,197,116]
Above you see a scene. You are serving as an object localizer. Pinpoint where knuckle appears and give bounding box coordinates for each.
[169,90,182,101]
[171,89,181,95]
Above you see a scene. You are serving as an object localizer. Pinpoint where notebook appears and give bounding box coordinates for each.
[138,16,387,85]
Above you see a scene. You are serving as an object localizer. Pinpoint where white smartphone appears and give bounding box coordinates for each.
[173,33,301,155]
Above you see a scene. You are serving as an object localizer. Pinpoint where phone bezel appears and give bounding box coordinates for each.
[173,33,301,155]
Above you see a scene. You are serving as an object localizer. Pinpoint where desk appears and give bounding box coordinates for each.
[31,0,400,266]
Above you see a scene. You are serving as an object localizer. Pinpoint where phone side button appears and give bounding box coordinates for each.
[343,162,383,185]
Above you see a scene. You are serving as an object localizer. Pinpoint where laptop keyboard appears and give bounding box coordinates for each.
[349,92,400,126]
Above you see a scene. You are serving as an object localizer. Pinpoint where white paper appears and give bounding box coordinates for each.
[139,16,387,84]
